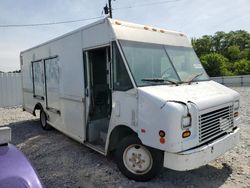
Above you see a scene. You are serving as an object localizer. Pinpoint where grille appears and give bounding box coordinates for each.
[199,105,234,143]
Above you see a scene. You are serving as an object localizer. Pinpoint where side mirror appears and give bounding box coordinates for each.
[0,127,11,145]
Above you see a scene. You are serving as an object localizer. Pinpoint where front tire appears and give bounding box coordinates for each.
[40,110,51,130]
[115,135,163,181]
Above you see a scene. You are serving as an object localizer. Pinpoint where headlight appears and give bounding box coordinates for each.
[234,100,239,110]
[182,115,191,129]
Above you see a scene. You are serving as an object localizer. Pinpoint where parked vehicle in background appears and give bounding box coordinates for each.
[0,127,43,188]
[20,18,240,181]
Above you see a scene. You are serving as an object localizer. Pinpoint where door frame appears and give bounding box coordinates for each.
[31,55,60,114]
[82,44,112,141]
[43,55,61,114]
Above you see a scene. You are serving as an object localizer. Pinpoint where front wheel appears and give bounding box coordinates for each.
[115,135,163,181]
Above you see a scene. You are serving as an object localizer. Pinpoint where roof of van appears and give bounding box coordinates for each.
[109,18,191,47]
[21,17,191,54]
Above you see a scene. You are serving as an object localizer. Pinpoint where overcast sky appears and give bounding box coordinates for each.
[0,0,250,72]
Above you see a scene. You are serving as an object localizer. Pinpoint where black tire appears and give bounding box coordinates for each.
[40,110,51,130]
[115,135,163,181]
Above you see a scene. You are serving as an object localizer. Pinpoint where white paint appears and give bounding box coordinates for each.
[110,19,191,47]
[20,18,240,172]
[138,81,239,110]
[164,128,240,171]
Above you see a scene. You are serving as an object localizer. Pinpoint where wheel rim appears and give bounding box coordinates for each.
[123,144,153,175]
[41,111,46,127]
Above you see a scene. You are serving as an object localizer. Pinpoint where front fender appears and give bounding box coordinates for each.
[138,92,187,152]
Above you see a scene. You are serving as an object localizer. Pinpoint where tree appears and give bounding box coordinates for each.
[240,48,250,60]
[227,45,241,61]
[229,30,250,50]
[212,31,227,54]
[233,59,250,75]
[200,53,232,77]
[192,30,250,76]
[191,35,213,57]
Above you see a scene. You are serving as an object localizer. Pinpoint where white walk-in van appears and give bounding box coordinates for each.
[21,18,240,181]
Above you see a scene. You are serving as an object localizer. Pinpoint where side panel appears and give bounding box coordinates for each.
[22,53,46,112]
[21,31,86,142]
[21,19,115,143]
[82,20,114,50]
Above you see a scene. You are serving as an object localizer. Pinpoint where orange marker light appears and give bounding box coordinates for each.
[115,21,121,25]
[160,137,165,144]
[182,130,191,138]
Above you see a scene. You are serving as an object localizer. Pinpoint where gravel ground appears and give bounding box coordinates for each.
[0,87,250,188]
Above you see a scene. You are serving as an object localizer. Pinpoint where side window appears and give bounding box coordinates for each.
[112,42,133,91]
[44,57,60,110]
[32,60,44,97]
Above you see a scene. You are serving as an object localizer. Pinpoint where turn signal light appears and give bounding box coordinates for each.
[160,137,165,144]
[159,130,166,144]
[182,130,191,138]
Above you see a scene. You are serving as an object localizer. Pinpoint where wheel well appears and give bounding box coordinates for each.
[33,103,44,116]
[108,125,137,153]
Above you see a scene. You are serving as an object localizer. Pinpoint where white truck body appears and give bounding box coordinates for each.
[20,18,240,178]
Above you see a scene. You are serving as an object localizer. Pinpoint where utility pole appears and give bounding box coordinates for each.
[104,0,113,18]
[108,0,112,18]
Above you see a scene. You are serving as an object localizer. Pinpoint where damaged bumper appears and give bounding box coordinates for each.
[163,128,240,171]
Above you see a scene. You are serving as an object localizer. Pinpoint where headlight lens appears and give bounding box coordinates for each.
[182,115,191,129]
[234,100,239,110]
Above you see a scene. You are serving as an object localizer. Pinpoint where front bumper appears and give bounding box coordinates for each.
[163,128,240,171]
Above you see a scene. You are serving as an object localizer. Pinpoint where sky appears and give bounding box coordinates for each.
[0,0,250,72]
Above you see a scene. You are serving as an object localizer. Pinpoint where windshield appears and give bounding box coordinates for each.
[120,40,209,86]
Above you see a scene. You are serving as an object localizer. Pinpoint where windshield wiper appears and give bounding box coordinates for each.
[141,78,178,85]
[187,73,203,84]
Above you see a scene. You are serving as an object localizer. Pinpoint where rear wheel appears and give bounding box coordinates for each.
[115,135,163,181]
[40,110,51,130]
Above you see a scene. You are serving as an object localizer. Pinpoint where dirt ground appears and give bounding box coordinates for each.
[0,87,249,188]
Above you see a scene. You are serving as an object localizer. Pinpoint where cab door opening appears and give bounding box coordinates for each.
[84,46,111,150]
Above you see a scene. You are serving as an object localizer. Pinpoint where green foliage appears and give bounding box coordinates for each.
[192,30,250,76]
[239,48,250,60]
[192,35,213,57]
[227,45,240,61]
[200,53,232,77]
[233,59,250,75]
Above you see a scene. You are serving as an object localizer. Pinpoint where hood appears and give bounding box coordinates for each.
[138,81,239,110]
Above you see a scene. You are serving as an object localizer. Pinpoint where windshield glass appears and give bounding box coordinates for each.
[120,40,209,86]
